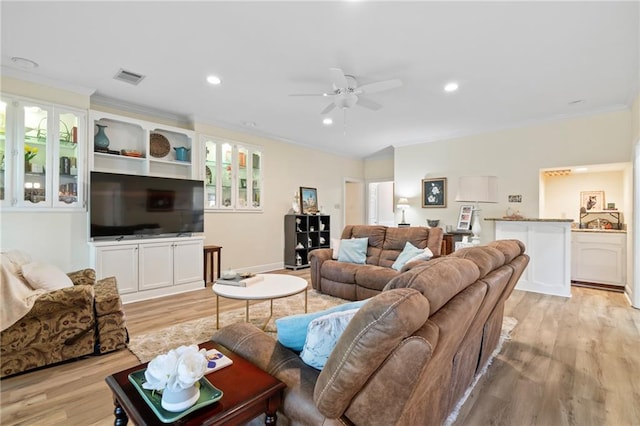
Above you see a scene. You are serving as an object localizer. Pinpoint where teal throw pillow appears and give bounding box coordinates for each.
[337,237,368,264]
[391,241,427,271]
[300,308,360,370]
[275,299,367,352]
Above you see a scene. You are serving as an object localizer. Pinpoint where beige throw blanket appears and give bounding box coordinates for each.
[1,253,45,332]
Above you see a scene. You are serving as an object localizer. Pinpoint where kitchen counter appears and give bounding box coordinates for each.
[492,219,571,297]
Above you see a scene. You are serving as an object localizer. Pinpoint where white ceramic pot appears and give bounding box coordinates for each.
[161,385,200,412]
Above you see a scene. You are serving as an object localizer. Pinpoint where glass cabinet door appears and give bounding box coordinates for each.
[204,139,217,207]
[220,142,233,208]
[251,151,262,208]
[55,110,83,207]
[22,103,49,206]
[237,146,249,208]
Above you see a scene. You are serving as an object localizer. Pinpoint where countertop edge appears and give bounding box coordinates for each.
[485,218,574,222]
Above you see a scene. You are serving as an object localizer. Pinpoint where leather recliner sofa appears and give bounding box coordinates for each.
[213,240,529,425]
[309,225,444,300]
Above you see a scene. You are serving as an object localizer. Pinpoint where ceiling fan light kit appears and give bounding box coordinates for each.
[291,67,403,118]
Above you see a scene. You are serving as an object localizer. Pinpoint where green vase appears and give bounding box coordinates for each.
[94,124,110,149]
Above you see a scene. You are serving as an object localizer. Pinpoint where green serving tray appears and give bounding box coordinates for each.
[128,369,223,423]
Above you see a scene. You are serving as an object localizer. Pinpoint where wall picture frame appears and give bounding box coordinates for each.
[300,186,318,214]
[457,205,473,230]
[580,191,604,211]
[422,178,447,208]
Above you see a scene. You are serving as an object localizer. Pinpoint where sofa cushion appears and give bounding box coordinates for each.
[354,265,400,292]
[314,288,430,418]
[450,246,505,278]
[276,299,367,352]
[337,237,368,264]
[341,225,387,265]
[385,257,481,315]
[300,308,360,370]
[21,262,73,291]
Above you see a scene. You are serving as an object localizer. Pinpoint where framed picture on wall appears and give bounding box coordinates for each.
[300,187,318,214]
[580,191,604,211]
[422,178,447,208]
[456,205,473,230]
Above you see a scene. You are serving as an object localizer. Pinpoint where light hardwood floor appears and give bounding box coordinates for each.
[1,269,638,426]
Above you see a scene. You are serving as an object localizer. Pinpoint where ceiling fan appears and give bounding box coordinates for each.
[290,68,403,116]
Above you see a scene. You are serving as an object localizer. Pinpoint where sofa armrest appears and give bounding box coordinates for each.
[308,248,333,291]
[26,285,95,318]
[67,268,96,286]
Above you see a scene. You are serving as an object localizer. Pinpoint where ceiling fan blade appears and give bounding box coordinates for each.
[356,96,383,111]
[320,102,336,115]
[356,78,403,94]
[329,68,349,88]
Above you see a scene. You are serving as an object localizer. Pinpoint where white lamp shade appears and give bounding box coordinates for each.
[396,197,410,209]
[455,176,498,203]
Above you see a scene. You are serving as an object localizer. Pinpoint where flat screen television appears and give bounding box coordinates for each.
[90,171,204,240]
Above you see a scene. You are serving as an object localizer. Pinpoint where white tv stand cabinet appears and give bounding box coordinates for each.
[89,236,204,303]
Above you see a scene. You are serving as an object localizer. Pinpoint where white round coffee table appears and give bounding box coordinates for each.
[212,274,308,329]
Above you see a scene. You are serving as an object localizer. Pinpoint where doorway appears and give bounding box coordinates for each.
[367,181,395,226]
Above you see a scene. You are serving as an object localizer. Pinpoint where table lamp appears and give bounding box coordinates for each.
[397,197,410,225]
[455,176,498,244]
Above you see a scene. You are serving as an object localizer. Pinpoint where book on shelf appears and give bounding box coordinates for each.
[215,275,264,287]
[204,349,233,374]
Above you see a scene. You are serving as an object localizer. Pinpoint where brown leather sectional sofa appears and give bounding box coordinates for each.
[309,225,444,300]
[213,239,529,425]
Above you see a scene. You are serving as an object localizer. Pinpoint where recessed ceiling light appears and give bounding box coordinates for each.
[11,57,38,69]
[444,82,459,92]
[322,118,333,125]
[206,75,222,85]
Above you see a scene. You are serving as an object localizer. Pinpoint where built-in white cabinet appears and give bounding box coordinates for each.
[90,236,205,303]
[1,95,86,210]
[571,231,626,287]
[201,134,263,211]
[89,111,196,180]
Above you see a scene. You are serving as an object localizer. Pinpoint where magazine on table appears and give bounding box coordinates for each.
[204,349,234,374]
[215,274,264,287]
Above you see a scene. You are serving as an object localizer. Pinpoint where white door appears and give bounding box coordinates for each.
[367,181,394,226]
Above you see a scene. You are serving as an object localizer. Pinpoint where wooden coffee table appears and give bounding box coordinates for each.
[105,341,285,425]
[212,273,308,329]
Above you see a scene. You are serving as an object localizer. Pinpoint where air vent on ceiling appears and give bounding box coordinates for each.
[114,68,145,85]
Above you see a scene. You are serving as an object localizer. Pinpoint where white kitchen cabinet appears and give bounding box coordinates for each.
[90,236,204,302]
[571,231,626,287]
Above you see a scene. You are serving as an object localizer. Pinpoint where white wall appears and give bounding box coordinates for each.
[395,109,633,244]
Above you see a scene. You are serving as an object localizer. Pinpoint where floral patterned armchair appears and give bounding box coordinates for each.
[1,252,128,378]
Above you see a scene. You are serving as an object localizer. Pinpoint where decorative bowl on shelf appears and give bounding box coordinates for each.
[121,149,143,158]
[427,219,439,227]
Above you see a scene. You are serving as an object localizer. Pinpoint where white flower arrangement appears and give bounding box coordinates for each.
[142,345,208,393]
